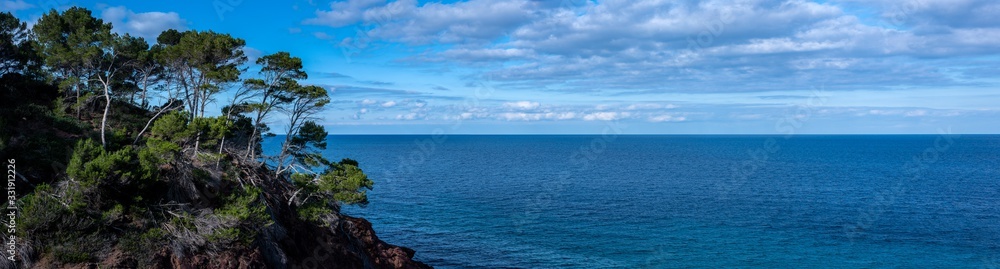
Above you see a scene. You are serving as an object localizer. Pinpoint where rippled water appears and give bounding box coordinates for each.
[269,135,1000,268]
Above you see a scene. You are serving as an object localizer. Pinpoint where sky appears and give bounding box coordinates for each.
[4,0,999,134]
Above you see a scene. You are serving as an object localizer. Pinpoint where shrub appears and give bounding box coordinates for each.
[214,186,272,244]
[295,202,332,223]
[49,231,108,264]
[53,247,91,263]
[291,159,374,222]
[318,160,373,205]
[119,228,166,262]
[102,203,124,224]
[190,116,231,150]
[141,137,181,166]
[149,111,192,143]
[18,184,65,235]
[65,139,106,186]
[66,138,161,214]
[206,227,241,245]
[65,139,146,187]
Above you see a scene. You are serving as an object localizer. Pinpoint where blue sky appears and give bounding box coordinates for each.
[4,0,999,134]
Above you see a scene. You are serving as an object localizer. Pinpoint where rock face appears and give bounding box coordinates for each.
[272,213,432,269]
[337,216,427,269]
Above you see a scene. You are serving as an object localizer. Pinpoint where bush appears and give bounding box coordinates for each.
[102,203,124,224]
[50,231,108,264]
[291,159,374,222]
[52,247,91,263]
[65,139,106,186]
[318,160,373,205]
[141,137,181,167]
[217,186,270,224]
[295,202,332,223]
[149,111,192,143]
[17,184,65,235]
[66,137,162,214]
[214,186,272,244]
[206,227,241,245]
[66,139,147,187]
[119,228,166,262]
[190,116,231,150]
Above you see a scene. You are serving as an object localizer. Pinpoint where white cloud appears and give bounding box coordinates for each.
[441,48,535,61]
[313,32,332,40]
[545,112,576,120]
[395,112,424,120]
[1,0,32,11]
[381,101,397,107]
[503,101,539,110]
[649,114,686,122]
[625,103,677,110]
[101,6,188,40]
[306,0,537,44]
[304,0,387,27]
[866,109,897,116]
[360,99,377,105]
[864,109,930,117]
[497,112,541,121]
[582,112,630,121]
[720,38,850,55]
[304,0,1000,94]
[905,110,927,117]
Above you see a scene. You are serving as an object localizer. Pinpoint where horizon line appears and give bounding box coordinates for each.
[262,133,998,136]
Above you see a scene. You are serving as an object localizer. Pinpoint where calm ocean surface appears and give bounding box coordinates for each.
[268,135,1000,268]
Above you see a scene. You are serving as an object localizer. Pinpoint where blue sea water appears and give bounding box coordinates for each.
[269,135,1000,268]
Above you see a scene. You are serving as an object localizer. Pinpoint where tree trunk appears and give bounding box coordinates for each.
[192,131,201,159]
[140,71,150,109]
[245,127,258,160]
[217,106,236,169]
[134,100,176,145]
[275,116,299,177]
[275,144,287,177]
[216,136,226,169]
[75,83,81,119]
[101,84,111,148]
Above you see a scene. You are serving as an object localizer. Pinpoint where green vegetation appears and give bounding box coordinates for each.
[0,8,375,267]
[291,158,374,222]
[214,186,271,245]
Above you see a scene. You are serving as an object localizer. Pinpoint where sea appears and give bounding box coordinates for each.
[267,135,1000,268]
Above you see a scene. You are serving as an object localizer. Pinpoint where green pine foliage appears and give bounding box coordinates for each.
[292,158,374,222]
[66,138,155,186]
[289,120,330,168]
[213,186,272,245]
[191,115,232,151]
